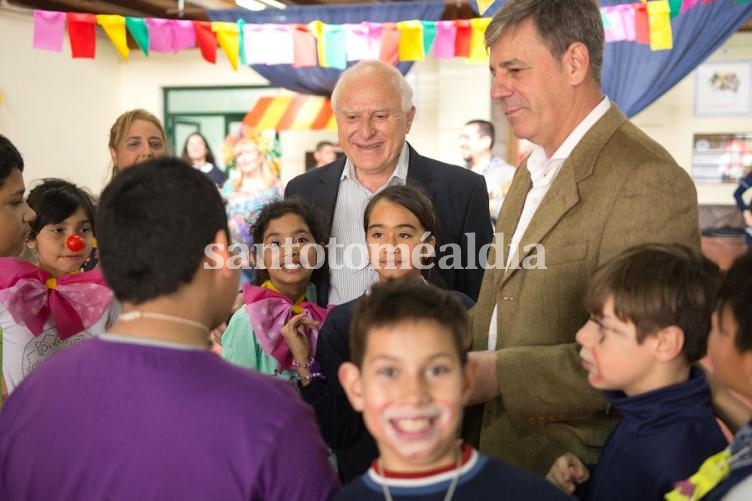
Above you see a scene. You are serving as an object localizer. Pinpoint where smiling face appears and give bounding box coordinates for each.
[341,319,468,473]
[489,19,577,157]
[260,213,317,301]
[366,199,435,282]
[27,207,93,277]
[234,140,264,176]
[576,297,660,396]
[334,67,416,178]
[0,168,35,257]
[110,119,167,171]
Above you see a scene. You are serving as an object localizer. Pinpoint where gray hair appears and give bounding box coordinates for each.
[485,0,604,85]
[331,60,414,113]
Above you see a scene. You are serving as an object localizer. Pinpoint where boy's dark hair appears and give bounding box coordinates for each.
[717,252,752,352]
[350,280,469,368]
[0,134,24,187]
[252,197,328,284]
[584,244,720,363]
[27,179,97,238]
[363,184,439,279]
[316,140,334,151]
[96,157,229,304]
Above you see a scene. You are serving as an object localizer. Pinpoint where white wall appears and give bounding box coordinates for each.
[1,4,749,206]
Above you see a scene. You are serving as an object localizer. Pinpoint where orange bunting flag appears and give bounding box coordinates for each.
[67,13,96,58]
[633,3,650,44]
[379,23,400,66]
[96,15,129,62]
[212,22,240,71]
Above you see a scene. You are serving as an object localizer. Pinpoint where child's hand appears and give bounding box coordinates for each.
[546,453,589,494]
[280,313,319,364]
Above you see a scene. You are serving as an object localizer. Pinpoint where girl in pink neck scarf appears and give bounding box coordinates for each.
[0,179,118,394]
[221,198,331,383]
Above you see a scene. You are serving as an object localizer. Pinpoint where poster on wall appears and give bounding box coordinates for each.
[694,61,752,116]
[692,132,752,183]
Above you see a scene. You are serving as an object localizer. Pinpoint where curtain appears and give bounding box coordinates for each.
[208,0,446,96]
[601,0,752,117]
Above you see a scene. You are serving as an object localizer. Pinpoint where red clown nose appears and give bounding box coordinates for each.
[66,234,85,252]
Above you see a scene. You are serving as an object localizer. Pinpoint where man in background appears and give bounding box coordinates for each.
[313,140,338,168]
[459,119,516,224]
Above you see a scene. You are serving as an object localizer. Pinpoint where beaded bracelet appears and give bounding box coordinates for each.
[291,357,315,369]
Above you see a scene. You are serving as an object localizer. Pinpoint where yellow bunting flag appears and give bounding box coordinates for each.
[397,21,425,61]
[96,15,129,62]
[212,22,240,71]
[468,17,491,63]
[646,0,672,51]
[307,20,326,67]
[476,0,496,16]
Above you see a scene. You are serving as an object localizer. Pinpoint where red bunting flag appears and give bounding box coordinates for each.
[379,23,400,66]
[66,13,96,58]
[194,21,217,63]
[633,3,650,44]
[454,20,472,57]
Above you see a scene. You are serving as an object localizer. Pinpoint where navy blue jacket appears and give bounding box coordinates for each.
[576,367,727,500]
[301,290,474,483]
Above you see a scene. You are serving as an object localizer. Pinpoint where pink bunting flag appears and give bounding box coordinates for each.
[365,22,384,58]
[33,10,65,52]
[603,4,636,42]
[344,23,372,62]
[432,20,457,59]
[244,24,294,65]
[146,18,174,53]
[681,0,701,12]
[67,13,96,59]
[292,24,318,68]
[173,20,196,52]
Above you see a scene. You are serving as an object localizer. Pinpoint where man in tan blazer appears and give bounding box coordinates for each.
[465,0,701,475]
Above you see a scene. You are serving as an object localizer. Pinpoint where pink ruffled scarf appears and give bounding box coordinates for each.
[244,281,332,371]
[0,258,113,340]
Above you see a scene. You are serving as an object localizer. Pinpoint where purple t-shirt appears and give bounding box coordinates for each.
[0,335,339,500]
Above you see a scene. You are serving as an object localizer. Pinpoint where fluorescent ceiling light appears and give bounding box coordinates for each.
[236,0,287,10]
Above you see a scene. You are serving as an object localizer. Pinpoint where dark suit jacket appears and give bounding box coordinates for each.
[285,143,493,303]
[470,105,701,474]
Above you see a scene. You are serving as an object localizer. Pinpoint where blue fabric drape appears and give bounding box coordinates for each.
[474,0,752,117]
[208,1,446,96]
[602,0,752,117]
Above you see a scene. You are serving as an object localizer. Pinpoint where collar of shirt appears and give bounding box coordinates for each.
[526,96,611,186]
[340,142,410,186]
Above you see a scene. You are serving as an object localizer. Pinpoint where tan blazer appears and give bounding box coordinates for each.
[470,105,701,474]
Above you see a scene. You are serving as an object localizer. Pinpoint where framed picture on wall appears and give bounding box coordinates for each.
[692,132,752,183]
[695,61,752,116]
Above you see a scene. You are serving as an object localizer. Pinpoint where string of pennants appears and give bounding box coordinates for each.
[30,0,748,70]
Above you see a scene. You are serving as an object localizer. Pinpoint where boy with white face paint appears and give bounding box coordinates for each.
[335,280,571,500]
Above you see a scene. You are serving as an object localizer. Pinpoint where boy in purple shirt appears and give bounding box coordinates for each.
[0,158,339,501]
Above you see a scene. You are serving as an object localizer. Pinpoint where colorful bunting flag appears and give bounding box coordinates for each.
[633,3,650,44]
[174,20,196,52]
[194,21,217,64]
[379,23,400,66]
[292,25,318,68]
[96,15,129,61]
[344,23,372,62]
[125,17,149,56]
[212,22,240,71]
[33,10,65,52]
[397,21,425,62]
[433,21,457,59]
[66,13,96,59]
[323,24,347,69]
[475,0,497,16]
[146,18,173,53]
[454,20,472,58]
[646,0,673,50]
[421,21,437,56]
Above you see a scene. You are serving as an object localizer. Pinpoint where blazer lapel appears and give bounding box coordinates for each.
[405,143,435,196]
[500,104,627,285]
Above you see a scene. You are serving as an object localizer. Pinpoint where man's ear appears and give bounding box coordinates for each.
[563,42,590,86]
[339,362,365,412]
[654,326,685,362]
[404,106,417,134]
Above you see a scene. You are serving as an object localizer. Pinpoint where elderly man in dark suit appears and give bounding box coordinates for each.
[465,0,702,475]
[285,60,492,305]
